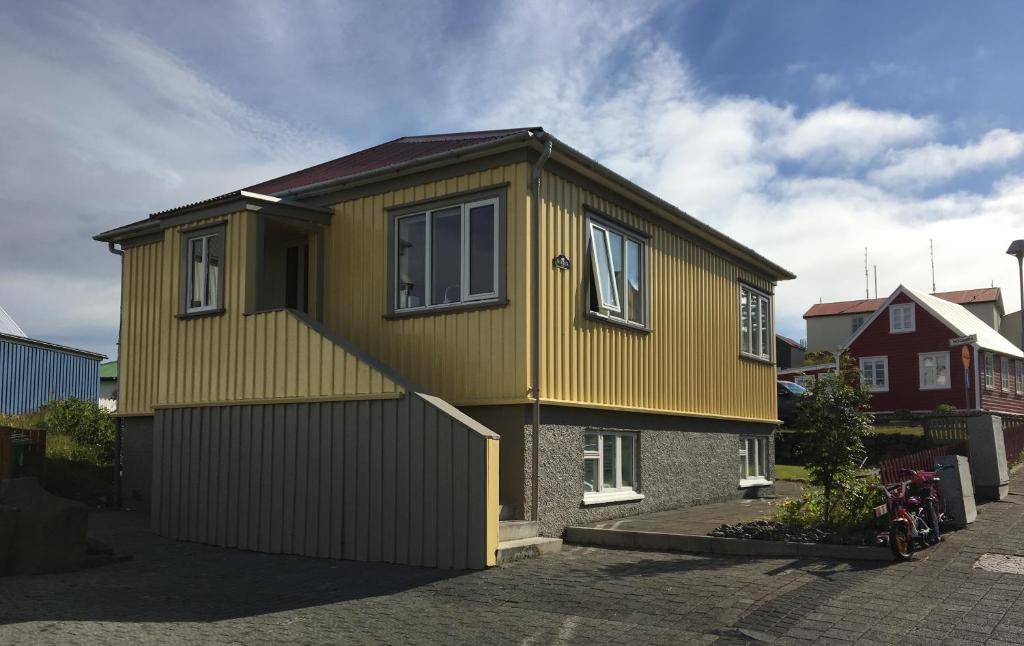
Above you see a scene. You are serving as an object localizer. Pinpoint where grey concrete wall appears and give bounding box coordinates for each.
[152,396,493,569]
[122,416,154,512]
[531,406,775,537]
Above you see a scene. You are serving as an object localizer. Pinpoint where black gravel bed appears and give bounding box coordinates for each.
[709,520,880,547]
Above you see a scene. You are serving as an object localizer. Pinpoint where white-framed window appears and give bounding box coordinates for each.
[919,351,950,390]
[1001,357,1010,392]
[739,436,770,486]
[393,197,499,312]
[740,284,772,361]
[586,218,647,326]
[184,229,224,314]
[859,356,889,392]
[985,353,995,389]
[1017,360,1023,396]
[582,431,643,504]
[889,303,915,333]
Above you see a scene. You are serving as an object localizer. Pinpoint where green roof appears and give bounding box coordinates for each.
[99,361,118,380]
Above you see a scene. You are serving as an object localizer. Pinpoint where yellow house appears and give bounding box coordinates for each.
[96,127,794,568]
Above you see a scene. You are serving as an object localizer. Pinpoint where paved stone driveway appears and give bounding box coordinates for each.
[5,475,1024,645]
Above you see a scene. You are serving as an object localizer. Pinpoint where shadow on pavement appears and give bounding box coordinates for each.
[0,510,466,625]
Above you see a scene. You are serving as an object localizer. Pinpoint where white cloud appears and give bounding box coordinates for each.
[869,128,1024,189]
[812,72,843,94]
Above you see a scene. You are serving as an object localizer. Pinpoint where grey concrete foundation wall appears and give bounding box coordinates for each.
[122,416,154,512]
[532,406,775,536]
[152,395,494,569]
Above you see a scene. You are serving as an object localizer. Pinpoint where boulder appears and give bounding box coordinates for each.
[0,477,88,575]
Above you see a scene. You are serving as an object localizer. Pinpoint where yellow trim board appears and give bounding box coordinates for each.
[485,437,500,567]
[153,392,405,410]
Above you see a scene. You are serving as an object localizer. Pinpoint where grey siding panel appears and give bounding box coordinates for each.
[150,395,492,569]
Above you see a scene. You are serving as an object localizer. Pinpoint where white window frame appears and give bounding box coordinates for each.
[582,431,644,505]
[586,218,648,326]
[184,231,222,314]
[740,284,772,361]
[393,197,500,312]
[985,353,995,389]
[739,436,771,487]
[1017,360,1023,396]
[889,303,915,333]
[859,356,889,392]
[918,351,951,391]
[1001,356,1011,393]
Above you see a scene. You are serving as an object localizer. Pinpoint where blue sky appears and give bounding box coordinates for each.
[2,1,1024,359]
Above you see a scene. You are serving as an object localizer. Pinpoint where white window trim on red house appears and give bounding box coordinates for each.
[919,351,951,391]
[889,303,915,333]
[859,356,889,392]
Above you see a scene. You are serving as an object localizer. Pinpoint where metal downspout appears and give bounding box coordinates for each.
[107,242,125,508]
[530,135,552,521]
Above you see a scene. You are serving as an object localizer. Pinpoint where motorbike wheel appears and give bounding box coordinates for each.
[926,503,942,545]
[889,521,914,561]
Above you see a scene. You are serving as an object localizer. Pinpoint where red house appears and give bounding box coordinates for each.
[847,285,1024,415]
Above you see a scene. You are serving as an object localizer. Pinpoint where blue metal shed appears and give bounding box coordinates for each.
[0,332,105,415]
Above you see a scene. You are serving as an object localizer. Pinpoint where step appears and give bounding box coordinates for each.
[499,520,539,542]
[496,537,563,564]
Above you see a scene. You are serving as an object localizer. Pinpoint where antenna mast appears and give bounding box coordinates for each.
[874,265,878,298]
[864,248,869,299]
[930,239,936,292]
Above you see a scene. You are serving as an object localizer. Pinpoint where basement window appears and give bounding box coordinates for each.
[586,218,647,327]
[740,436,770,487]
[740,284,772,361]
[583,431,644,505]
[390,192,503,314]
[181,224,225,315]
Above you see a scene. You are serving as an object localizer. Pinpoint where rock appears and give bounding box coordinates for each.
[0,477,88,575]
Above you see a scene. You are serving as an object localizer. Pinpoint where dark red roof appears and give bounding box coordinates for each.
[805,287,1002,319]
[246,128,539,195]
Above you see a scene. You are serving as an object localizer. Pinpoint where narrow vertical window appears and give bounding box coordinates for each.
[182,226,225,314]
[985,353,995,389]
[396,214,427,309]
[466,201,497,299]
[431,206,462,305]
[588,222,620,313]
[1017,360,1023,396]
[740,284,771,361]
[1001,357,1010,392]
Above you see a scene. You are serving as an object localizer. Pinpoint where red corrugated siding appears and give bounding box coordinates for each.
[849,293,972,412]
[979,351,1024,415]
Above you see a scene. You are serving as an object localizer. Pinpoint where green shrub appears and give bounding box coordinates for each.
[775,475,881,530]
[932,404,958,415]
[39,399,116,463]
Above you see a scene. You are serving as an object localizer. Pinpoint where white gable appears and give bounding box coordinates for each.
[0,305,25,337]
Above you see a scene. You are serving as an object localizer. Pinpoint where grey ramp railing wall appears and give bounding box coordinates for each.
[151,395,495,569]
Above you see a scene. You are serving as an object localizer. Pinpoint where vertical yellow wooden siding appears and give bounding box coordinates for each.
[324,162,531,405]
[119,211,403,415]
[537,169,777,422]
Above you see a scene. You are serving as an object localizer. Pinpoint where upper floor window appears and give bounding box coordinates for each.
[391,194,502,313]
[740,284,771,361]
[919,351,950,390]
[889,303,915,333]
[1017,360,1023,395]
[860,356,889,392]
[1001,357,1010,392]
[851,316,865,334]
[182,225,225,315]
[587,218,647,327]
[984,353,995,389]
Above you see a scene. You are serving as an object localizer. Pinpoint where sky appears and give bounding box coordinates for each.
[3,0,1024,360]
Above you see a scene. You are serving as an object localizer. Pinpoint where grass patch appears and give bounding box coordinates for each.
[775,464,811,481]
[872,425,924,437]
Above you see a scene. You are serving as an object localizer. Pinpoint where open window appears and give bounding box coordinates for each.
[587,217,647,327]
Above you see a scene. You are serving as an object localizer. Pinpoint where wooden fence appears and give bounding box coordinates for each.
[879,440,968,485]
[1004,425,1024,468]
[0,426,46,481]
[923,415,970,444]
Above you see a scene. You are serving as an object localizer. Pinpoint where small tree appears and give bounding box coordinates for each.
[794,373,873,525]
[803,349,860,386]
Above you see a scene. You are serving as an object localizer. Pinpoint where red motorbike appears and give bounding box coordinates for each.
[874,465,951,560]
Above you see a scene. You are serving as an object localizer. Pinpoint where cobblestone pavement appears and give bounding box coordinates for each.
[6,474,1024,645]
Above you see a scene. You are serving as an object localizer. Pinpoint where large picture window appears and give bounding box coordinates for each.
[739,436,769,486]
[919,352,950,390]
[860,356,889,392]
[393,196,500,312]
[182,226,225,315]
[740,284,771,360]
[587,218,647,327]
[583,431,642,504]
